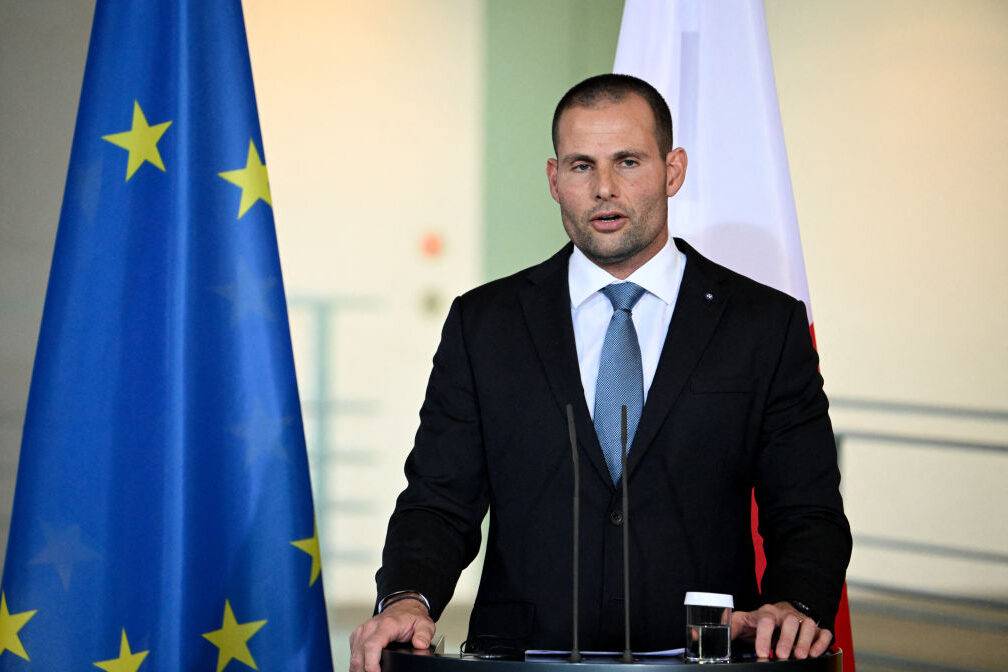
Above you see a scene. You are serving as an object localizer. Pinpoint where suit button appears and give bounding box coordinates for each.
[609,510,623,526]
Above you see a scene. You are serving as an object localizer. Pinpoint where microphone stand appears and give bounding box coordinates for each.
[620,405,633,663]
[566,405,581,663]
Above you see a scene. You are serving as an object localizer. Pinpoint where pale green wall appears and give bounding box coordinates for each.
[483,0,625,281]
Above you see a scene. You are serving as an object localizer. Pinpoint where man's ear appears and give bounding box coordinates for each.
[665,148,688,198]
[546,158,560,203]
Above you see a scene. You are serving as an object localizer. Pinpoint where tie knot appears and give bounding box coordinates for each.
[600,282,646,312]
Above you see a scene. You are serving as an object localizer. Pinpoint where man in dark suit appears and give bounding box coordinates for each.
[349,74,850,672]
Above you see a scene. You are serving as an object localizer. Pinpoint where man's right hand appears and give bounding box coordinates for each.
[348,598,436,672]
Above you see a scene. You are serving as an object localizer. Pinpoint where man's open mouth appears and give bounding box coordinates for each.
[591,211,627,231]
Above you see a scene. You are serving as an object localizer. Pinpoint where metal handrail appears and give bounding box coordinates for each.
[845,580,1008,613]
[289,296,380,567]
[837,430,1008,455]
[853,534,1008,567]
[831,396,1008,422]
[833,398,1008,669]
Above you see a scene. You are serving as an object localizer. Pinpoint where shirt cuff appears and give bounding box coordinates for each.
[377,590,432,614]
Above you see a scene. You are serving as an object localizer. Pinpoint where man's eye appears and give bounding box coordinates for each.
[621,159,639,167]
[572,163,590,172]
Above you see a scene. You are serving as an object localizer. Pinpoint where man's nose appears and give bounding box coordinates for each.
[595,166,617,200]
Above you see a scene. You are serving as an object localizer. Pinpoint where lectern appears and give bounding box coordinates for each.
[381,645,842,672]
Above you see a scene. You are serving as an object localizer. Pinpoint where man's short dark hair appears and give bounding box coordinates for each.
[552,73,674,157]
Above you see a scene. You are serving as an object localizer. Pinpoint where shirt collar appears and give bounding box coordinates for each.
[568,235,682,309]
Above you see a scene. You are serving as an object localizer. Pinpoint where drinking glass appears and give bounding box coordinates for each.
[684,591,733,663]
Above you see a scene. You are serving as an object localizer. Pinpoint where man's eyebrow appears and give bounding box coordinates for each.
[561,153,595,164]
[612,148,648,160]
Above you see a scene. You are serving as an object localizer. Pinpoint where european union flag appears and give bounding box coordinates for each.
[0,2,333,670]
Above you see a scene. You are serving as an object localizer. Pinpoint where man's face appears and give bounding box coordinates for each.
[547,94,686,277]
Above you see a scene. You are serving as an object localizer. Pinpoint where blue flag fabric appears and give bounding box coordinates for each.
[0,2,333,670]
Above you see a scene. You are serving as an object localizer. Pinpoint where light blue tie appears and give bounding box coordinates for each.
[593,282,647,484]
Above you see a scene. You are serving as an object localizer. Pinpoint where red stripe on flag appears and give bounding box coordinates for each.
[750,321,855,671]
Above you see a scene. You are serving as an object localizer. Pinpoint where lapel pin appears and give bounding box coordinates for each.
[704,292,714,303]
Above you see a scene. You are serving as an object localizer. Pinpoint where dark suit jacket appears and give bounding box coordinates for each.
[376,238,851,651]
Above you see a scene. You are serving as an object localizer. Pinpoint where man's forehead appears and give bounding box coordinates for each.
[556,96,658,152]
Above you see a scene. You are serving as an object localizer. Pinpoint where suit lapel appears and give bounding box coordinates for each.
[519,245,614,489]
[626,238,732,479]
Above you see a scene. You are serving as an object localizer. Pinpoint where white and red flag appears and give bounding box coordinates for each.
[614,1,854,668]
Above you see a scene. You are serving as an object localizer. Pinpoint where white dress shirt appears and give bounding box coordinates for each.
[568,236,686,418]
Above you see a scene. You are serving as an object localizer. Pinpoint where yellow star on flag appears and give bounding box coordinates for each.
[0,591,37,661]
[202,600,267,672]
[218,140,272,219]
[102,101,172,181]
[291,521,322,586]
[94,628,149,672]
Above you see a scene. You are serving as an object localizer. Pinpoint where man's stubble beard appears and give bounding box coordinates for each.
[560,201,666,268]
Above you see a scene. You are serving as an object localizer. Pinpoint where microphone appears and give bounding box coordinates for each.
[620,404,632,663]
[565,404,581,663]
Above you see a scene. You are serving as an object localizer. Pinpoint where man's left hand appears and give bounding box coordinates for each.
[731,602,832,659]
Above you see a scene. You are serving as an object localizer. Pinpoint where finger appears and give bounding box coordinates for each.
[810,628,833,657]
[352,619,375,651]
[363,635,389,672]
[775,613,802,659]
[793,618,818,659]
[730,611,754,641]
[349,626,365,672]
[351,619,382,669]
[412,616,436,649]
[363,620,403,672]
[754,612,778,658]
